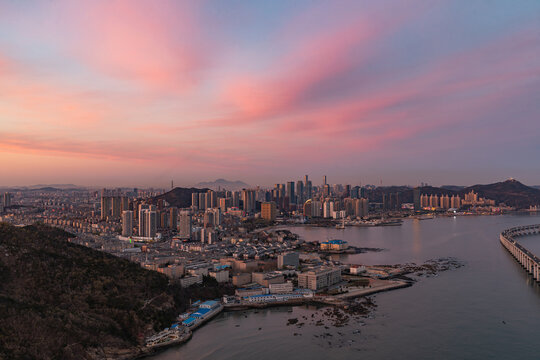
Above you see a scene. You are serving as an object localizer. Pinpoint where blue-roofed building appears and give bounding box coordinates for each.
[192,307,211,318]
[182,317,197,327]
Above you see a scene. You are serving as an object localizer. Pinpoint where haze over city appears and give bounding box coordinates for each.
[1,0,540,187]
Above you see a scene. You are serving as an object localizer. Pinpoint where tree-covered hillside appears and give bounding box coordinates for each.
[0,223,178,359]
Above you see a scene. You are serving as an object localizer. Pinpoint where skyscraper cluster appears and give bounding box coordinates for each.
[100,189,129,220]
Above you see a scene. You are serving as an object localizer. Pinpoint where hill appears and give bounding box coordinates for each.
[0,223,234,359]
[194,178,250,191]
[150,187,209,208]
[0,223,178,359]
[460,179,540,208]
[368,179,539,208]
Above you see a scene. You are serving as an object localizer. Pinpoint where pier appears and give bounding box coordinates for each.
[500,224,540,282]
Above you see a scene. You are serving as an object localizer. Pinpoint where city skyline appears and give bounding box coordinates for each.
[1,0,540,187]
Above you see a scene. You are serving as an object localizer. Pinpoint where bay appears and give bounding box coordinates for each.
[151,214,540,360]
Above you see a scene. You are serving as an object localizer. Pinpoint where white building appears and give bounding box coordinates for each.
[298,267,342,291]
[269,281,294,294]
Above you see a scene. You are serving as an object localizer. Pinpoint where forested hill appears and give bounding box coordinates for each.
[0,223,177,360]
[150,187,209,208]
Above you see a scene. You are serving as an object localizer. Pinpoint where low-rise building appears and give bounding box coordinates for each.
[235,286,269,297]
[298,267,342,291]
[277,252,299,269]
[179,274,203,287]
[320,239,348,251]
[209,269,229,283]
[350,265,366,275]
[252,272,285,287]
[269,281,294,294]
[232,273,252,286]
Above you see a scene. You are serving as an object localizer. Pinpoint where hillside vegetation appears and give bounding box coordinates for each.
[0,223,232,359]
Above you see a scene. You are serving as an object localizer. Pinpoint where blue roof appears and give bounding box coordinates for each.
[182,317,197,326]
[192,307,211,317]
[327,239,347,244]
[171,323,179,329]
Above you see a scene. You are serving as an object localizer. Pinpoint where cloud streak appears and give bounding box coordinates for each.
[0,0,539,186]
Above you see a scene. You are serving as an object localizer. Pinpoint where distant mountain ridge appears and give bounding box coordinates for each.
[373,179,540,208]
[194,178,250,190]
[460,179,540,208]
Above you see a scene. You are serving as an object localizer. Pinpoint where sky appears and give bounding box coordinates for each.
[0,0,539,188]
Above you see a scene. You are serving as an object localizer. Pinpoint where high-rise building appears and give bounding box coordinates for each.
[303,199,312,217]
[429,194,439,208]
[159,210,167,229]
[362,198,369,216]
[219,197,231,211]
[440,194,450,209]
[304,175,312,200]
[198,193,206,211]
[2,192,12,208]
[122,210,133,237]
[232,191,240,208]
[242,189,256,212]
[111,196,122,219]
[413,187,421,210]
[207,190,217,208]
[191,193,199,209]
[451,195,461,209]
[323,184,331,197]
[304,180,313,200]
[286,182,295,205]
[323,175,327,186]
[138,204,149,236]
[296,180,304,205]
[323,201,332,218]
[354,199,363,217]
[261,201,277,221]
[169,207,178,230]
[121,196,129,212]
[101,194,111,220]
[179,211,192,239]
[146,210,157,238]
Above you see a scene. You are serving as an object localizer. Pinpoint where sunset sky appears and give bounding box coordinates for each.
[1,0,539,188]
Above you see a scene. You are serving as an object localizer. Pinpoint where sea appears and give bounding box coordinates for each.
[150,214,540,360]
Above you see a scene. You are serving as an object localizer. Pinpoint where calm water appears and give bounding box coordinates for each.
[152,214,540,360]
